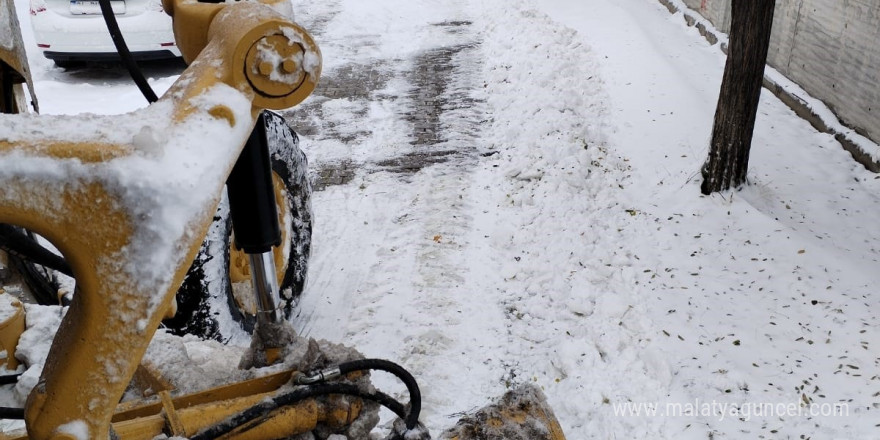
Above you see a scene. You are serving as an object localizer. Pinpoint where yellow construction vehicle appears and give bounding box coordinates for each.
[0,0,566,437]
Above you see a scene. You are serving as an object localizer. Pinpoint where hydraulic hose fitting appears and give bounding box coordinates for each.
[294,367,342,385]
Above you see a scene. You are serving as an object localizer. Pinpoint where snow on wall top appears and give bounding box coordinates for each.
[681,0,880,145]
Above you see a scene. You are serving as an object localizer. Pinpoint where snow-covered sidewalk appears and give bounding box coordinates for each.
[5,0,880,438]
[293,0,880,437]
[535,0,880,437]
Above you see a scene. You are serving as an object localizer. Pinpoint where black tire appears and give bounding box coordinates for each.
[52,59,83,70]
[162,111,312,343]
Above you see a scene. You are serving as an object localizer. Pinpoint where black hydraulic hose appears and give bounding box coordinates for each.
[97,0,158,103]
[0,374,21,385]
[0,407,24,420]
[0,225,73,277]
[337,359,422,430]
[189,383,407,440]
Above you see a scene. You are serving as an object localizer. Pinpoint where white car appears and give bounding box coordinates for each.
[29,0,181,67]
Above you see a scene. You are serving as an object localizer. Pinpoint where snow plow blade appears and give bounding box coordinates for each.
[440,384,566,440]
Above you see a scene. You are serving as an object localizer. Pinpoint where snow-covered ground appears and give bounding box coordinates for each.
[4,0,880,438]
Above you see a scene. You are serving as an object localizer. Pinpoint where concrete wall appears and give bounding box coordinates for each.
[681,0,730,31]
[680,0,880,144]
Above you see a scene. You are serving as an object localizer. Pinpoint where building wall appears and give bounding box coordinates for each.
[680,0,879,143]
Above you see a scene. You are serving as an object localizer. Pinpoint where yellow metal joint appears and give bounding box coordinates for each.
[159,390,186,437]
[0,292,24,370]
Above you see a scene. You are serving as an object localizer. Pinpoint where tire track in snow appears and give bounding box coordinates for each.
[290,0,509,429]
[294,0,677,436]
[293,1,680,436]
[324,18,512,425]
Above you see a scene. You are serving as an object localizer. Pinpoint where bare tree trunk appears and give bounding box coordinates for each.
[700,2,775,195]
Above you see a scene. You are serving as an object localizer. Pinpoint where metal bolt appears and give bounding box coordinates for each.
[281,59,297,74]
[258,61,274,76]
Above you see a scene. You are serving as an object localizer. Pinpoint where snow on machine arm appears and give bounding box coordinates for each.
[0,0,319,437]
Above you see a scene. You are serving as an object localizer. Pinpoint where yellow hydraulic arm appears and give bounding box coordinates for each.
[0,0,319,437]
